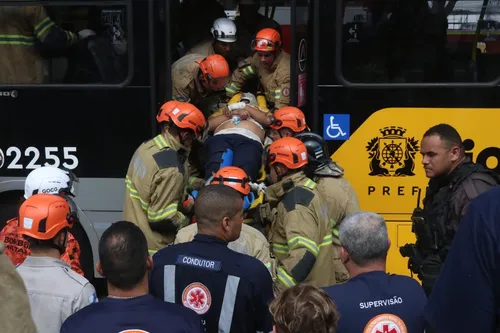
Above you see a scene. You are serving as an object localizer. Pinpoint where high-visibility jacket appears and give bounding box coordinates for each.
[0,4,79,84]
[226,51,290,109]
[266,171,337,293]
[123,132,191,253]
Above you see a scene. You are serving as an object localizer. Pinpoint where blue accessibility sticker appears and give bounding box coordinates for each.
[323,114,350,141]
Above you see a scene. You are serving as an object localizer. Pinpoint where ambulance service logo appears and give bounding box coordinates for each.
[363,314,407,333]
[366,126,419,177]
[182,282,212,315]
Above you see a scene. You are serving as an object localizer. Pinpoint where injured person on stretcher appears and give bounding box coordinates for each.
[205,92,274,181]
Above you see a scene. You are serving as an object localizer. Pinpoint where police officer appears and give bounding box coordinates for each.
[0,241,37,333]
[16,194,97,333]
[0,3,95,84]
[324,212,426,333]
[264,137,336,293]
[174,166,276,274]
[295,132,361,283]
[123,102,207,254]
[400,123,500,296]
[186,18,237,65]
[226,28,291,110]
[268,106,308,141]
[0,166,83,275]
[150,184,274,333]
[172,53,231,116]
[60,221,204,333]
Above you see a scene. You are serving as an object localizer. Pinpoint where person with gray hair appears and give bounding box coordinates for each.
[324,212,427,333]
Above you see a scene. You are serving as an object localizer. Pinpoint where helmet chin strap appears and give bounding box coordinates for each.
[51,231,68,255]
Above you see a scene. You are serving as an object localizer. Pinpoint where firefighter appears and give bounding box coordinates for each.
[16,194,97,333]
[205,92,274,181]
[264,137,336,293]
[295,132,361,283]
[123,101,207,254]
[0,3,95,84]
[0,241,37,333]
[186,18,237,67]
[0,166,83,276]
[172,53,231,117]
[226,28,291,110]
[174,166,276,275]
[150,184,274,333]
[268,106,308,142]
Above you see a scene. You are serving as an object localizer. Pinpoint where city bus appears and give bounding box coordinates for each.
[1,0,500,282]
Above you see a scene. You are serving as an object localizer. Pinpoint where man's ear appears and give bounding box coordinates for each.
[146,255,153,271]
[221,216,231,232]
[450,145,461,162]
[387,238,392,249]
[96,262,104,277]
[341,246,349,264]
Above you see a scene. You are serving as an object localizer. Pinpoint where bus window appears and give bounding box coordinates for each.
[340,0,500,84]
[0,2,131,86]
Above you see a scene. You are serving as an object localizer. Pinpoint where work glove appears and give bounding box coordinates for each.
[78,29,96,40]
[249,181,267,194]
[228,102,246,111]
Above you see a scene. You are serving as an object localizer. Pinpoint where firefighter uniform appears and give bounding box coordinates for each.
[123,132,191,253]
[0,218,83,276]
[0,241,37,333]
[0,5,79,84]
[226,51,291,109]
[17,256,97,333]
[266,171,337,293]
[186,39,215,57]
[174,222,276,275]
[171,53,225,116]
[150,234,274,333]
[316,170,361,283]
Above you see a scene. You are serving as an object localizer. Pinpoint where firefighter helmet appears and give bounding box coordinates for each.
[197,55,230,90]
[267,137,308,169]
[156,100,183,123]
[270,107,307,133]
[252,28,282,52]
[211,166,251,196]
[24,167,73,199]
[211,18,237,43]
[169,102,207,137]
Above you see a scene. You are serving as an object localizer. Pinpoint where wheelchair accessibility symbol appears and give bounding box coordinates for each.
[323,114,350,141]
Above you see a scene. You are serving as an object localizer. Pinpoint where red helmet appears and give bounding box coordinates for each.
[267,137,308,169]
[156,100,183,123]
[270,107,307,133]
[197,55,230,90]
[18,194,77,240]
[252,28,282,52]
[210,166,250,196]
[169,102,207,137]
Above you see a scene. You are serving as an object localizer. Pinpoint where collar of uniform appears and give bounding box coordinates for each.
[269,51,284,72]
[266,171,312,200]
[22,256,70,269]
[162,131,190,154]
[193,233,229,246]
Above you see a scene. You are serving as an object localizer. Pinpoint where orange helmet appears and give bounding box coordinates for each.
[169,102,207,137]
[267,137,308,169]
[252,28,282,52]
[210,166,251,196]
[156,100,183,123]
[197,55,230,90]
[270,107,307,133]
[18,194,77,240]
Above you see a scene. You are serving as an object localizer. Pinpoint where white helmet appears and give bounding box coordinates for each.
[211,18,237,43]
[240,92,257,106]
[24,166,73,199]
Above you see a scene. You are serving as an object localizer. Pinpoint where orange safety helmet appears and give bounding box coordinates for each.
[252,28,282,52]
[267,137,308,169]
[197,55,230,90]
[169,102,207,137]
[18,194,77,240]
[156,100,183,123]
[211,166,251,196]
[270,106,307,133]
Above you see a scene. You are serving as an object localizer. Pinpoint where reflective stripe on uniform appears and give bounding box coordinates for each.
[330,219,340,238]
[304,179,316,189]
[163,264,241,333]
[125,175,181,222]
[0,34,35,46]
[153,134,169,149]
[277,266,296,288]
[148,249,157,255]
[273,234,332,256]
[242,66,254,77]
[225,82,241,95]
[34,17,55,40]
[274,89,281,101]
